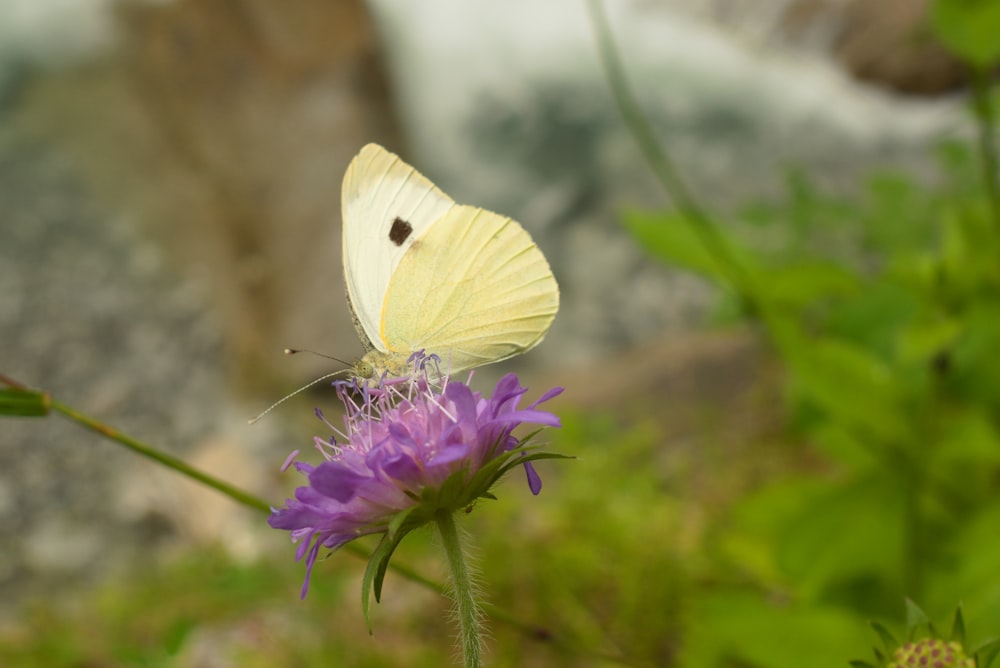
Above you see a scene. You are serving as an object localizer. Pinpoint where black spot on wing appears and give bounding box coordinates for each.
[389,217,413,246]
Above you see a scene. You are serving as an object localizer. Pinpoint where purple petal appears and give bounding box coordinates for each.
[528,386,564,409]
[428,443,470,467]
[388,421,417,448]
[479,409,560,435]
[380,451,422,481]
[309,462,369,502]
[445,381,479,422]
[268,504,334,531]
[493,373,522,398]
[293,461,315,475]
[501,408,562,428]
[523,461,543,495]
[300,539,322,599]
[490,374,528,416]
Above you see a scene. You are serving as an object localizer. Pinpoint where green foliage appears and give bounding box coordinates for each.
[0,388,49,417]
[853,603,1000,667]
[931,0,1000,67]
[625,104,1000,666]
[0,543,467,668]
[624,68,1000,664]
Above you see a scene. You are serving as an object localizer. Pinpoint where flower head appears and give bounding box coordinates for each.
[889,638,974,668]
[269,371,563,597]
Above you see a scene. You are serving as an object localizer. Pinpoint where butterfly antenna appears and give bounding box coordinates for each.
[248,369,350,425]
[284,348,354,366]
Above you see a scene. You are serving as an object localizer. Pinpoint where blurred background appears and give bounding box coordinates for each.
[2,0,996,666]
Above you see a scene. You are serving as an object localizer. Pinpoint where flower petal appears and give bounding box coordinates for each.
[523,461,543,495]
[309,462,370,502]
[528,385,564,409]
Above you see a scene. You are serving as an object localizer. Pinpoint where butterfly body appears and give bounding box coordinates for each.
[341,144,559,379]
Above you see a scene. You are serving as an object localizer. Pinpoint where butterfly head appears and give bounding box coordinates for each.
[353,349,416,381]
[354,349,452,383]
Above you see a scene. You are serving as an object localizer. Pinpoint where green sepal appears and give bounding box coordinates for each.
[0,388,50,417]
[904,598,933,639]
[387,506,418,541]
[493,451,573,482]
[848,660,878,668]
[361,528,410,633]
[870,620,899,656]
[501,451,572,468]
[974,637,1000,668]
[950,604,966,645]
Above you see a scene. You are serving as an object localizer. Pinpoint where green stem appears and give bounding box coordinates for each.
[584,0,759,310]
[0,372,379,558]
[969,65,1000,232]
[436,511,483,668]
[53,396,274,513]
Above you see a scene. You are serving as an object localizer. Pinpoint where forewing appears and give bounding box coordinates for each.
[341,143,455,351]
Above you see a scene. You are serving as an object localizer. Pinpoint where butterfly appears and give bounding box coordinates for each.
[341,143,559,380]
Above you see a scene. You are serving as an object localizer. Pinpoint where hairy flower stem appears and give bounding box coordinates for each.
[436,511,482,668]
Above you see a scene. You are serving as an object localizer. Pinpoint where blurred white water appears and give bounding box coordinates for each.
[0,0,115,64]
[366,0,960,193]
[0,0,963,210]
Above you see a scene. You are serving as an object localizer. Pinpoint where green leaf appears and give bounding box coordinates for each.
[681,590,872,668]
[361,531,408,633]
[931,0,1000,67]
[925,501,1000,631]
[896,317,962,365]
[940,201,1000,289]
[622,209,755,284]
[951,605,967,645]
[870,620,899,655]
[387,506,417,541]
[722,476,830,584]
[904,598,932,637]
[0,388,50,417]
[975,637,1000,668]
[950,305,1000,404]
[756,262,859,308]
[776,471,907,597]
[781,336,910,443]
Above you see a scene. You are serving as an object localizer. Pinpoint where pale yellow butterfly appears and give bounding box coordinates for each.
[341,143,559,379]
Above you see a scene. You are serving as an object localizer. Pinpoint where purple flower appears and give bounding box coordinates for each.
[269,373,563,597]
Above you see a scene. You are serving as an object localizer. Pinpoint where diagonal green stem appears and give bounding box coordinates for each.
[436,510,483,668]
[51,395,273,513]
[584,0,760,309]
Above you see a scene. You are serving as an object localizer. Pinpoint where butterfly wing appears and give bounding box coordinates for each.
[379,204,559,372]
[341,144,455,352]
